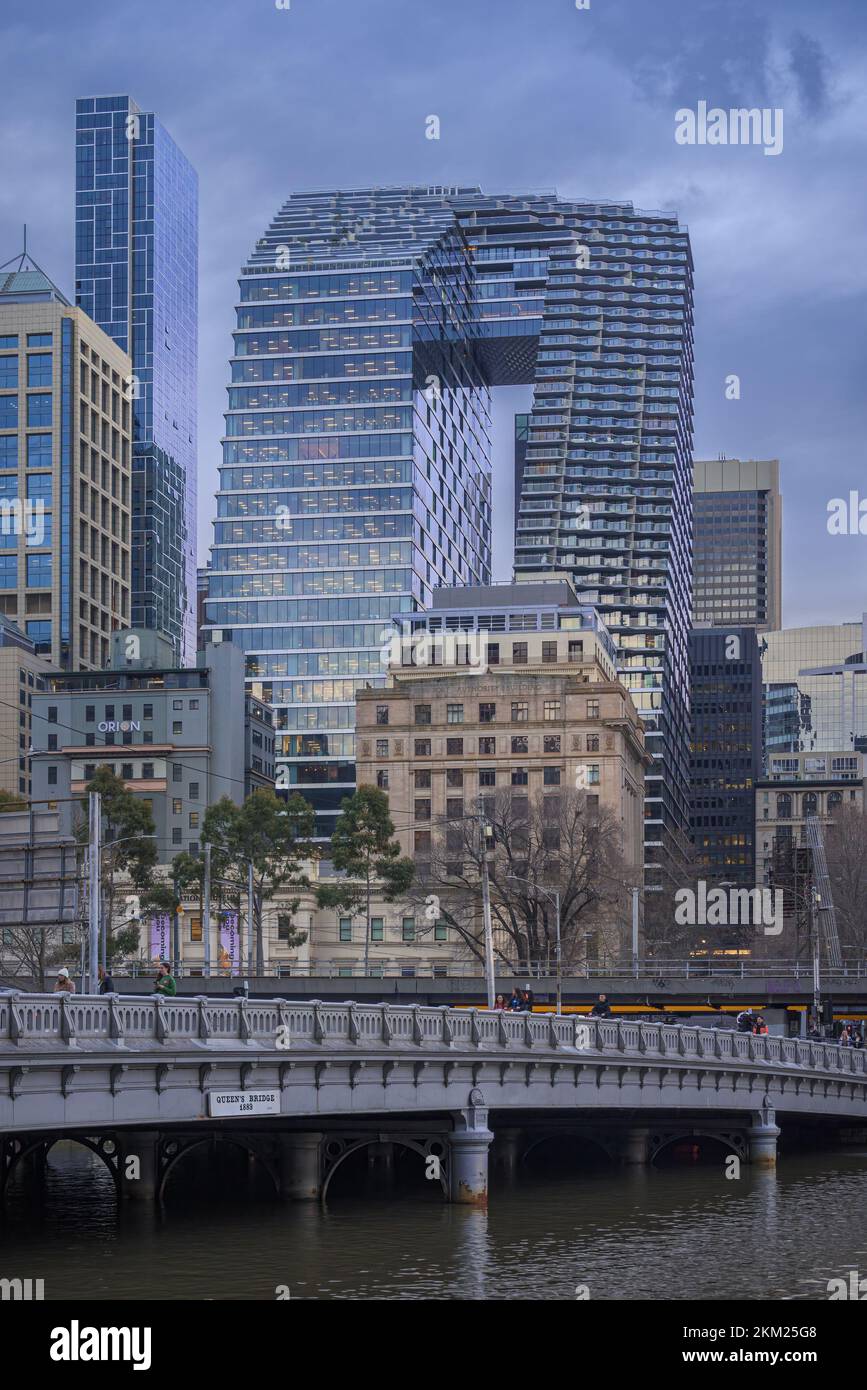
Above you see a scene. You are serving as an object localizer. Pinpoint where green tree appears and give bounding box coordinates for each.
[197,789,315,973]
[316,786,414,973]
[78,767,159,965]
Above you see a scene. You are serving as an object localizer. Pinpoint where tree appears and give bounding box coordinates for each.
[77,767,160,966]
[823,802,867,960]
[411,787,632,972]
[315,786,414,972]
[0,790,28,811]
[197,789,315,973]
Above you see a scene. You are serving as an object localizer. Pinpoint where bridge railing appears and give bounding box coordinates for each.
[0,994,865,1079]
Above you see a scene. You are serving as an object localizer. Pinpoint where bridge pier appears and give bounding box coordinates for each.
[118,1132,159,1202]
[449,1098,493,1207]
[747,1109,781,1170]
[613,1127,652,1166]
[491,1128,523,1177]
[278,1132,323,1201]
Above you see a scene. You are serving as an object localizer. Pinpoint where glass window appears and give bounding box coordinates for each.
[586,734,600,752]
[511,702,529,722]
[0,356,18,389]
[544,767,561,786]
[173,721,182,734]
[512,641,527,664]
[26,394,52,427]
[26,472,52,501]
[339,917,352,942]
[414,769,431,788]
[0,397,18,429]
[26,553,51,588]
[414,798,431,821]
[446,768,463,788]
[402,917,415,942]
[478,736,496,754]
[446,737,463,755]
[414,704,431,725]
[479,768,496,787]
[370,917,384,941]
[446,703,463,724]
[587,699,600,719]
[414,738,431,756]
[479,703,495,723]
[27,354,52,388]
[27,334,53,348]
[0,554,16,589]
[511,768,528,786]
[375,738,388,757]
[0,436,17,466]
[511,735,528,754]
[543,701,561,722]
[542,641,558,663]
[544,735,561,753]
[434,921,447,942]
[376,704,389,725]
[376,769,389,789]
[487,642,499,665]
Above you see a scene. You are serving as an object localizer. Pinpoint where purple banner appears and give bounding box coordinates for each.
[219,912,239,976]
[148,914,170,965]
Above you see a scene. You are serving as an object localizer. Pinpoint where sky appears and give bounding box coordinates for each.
[1,0,865,627]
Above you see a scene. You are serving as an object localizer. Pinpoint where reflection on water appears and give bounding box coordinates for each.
[1,1141,866,1300]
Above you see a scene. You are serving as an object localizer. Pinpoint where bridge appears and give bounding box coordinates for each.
[2,994,865,1207]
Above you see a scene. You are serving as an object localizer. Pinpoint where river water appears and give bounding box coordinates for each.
[2,1141,866,1300]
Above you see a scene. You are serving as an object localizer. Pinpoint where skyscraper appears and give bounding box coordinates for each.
[0,254,132,671]
[202,188,694,877]
[74,95,197,663]
[692,458,782,632]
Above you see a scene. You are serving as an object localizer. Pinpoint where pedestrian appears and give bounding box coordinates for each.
[507,988,522,1011]
[493,993,507,1010]
[590,993,612,1018]
[736,1008,754,1033]
[521,989,534,1013]
[752,1015,769,1036]
[153,961,176,997]
[97,965,115,995]
[53,967,75,994]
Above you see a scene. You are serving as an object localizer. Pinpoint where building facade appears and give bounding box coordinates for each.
[692,458,782,632]
[760,618,866,770]
[0,259,132,670]
[689,627,762,886]
[0,615,55,800]
[201,186,694,887]
[75,95,198,663]
[30,630,275,864]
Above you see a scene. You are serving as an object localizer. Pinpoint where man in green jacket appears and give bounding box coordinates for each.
[154,961,177,997]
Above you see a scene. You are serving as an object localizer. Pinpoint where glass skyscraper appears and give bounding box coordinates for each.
[202,188,694,877]
[692,458,782,632]
[74,95,197,663]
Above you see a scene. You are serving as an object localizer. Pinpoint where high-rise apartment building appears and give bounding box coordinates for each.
[692,459,782,632]
[202,187,694,877]
[0,257,132,670]
[74,95,197,663]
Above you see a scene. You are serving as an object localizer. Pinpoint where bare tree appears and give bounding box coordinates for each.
[824,802,867,960]
[410,787,633,972]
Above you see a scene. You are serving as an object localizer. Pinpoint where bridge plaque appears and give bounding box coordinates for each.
[207,1090,280,1117]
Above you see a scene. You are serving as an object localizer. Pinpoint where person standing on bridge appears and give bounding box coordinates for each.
[53,968,75,994]
[590,994,612,1018]
[98,966,114,995]
[153,961,176,997]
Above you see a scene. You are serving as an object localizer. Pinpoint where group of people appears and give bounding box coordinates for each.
[52,962,177,997]
[837,1023,864,1048]
[736,1009,769,1035]
[493,989,535,1012]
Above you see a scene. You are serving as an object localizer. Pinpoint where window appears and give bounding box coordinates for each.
[370,917,384,941]
[414,798,431,821]
[479,768,496,787]
[446,797,463,819]
[414,738,431,756]
[402,917,415,942]
[543,701,561,722]
[189,812,199,828]
[446,768,463,788]
[27,334,52,348]
[511,701,528,722]
[414,704,431,726]
[123,704,132,720]
[47,766,57,785]
[511,735,528,754]
[27,354,52,388]
[47,706,57,723]
[142,762,154,779]
[143,703,153,719]
[587,699,600,719]
[173,764,183,782]
[542,641,558,663]
[447,703,464,724]
[189,699,199,711]
[26,394,52,428]
[479,703,496,723]
[586,734,600,752]
[414,769,431,788]
[544,735,561,753]
[512,768,528,786]
[85,705,95,722]
[26,553,52,588]
[568,639,584,662]
[27,434,52,467]
[376,738,388,757]
[0,398,18,429]
[47,734,57,750]
[0,355,18,389]
[544,767,561,786]
[434,921,448,942]
[446,737,463,755]
[478,736,496,755]
[376,704,389,725]
[173,798,183,814]
[189,782,199,800]
[172,721,182,734]
[587,765,600,786]
[414,830,431,853]
[172,699,183,711]
[776,793,792,820]
[339,917,352,942]
[122,763,134,780]
[190,916,203,943]
[376,769,389,789]
[172,828,182,845]
[487,642,499,665]
[512,641,528,664]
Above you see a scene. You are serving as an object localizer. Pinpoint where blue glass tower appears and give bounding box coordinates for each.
[75,95,197,663]
[203,188,694,886]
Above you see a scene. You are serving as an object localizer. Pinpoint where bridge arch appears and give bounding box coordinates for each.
[649,1130,748,1166]
[1,1133,121,1203]
[520,1131,616,1168]
[158,1134,280,1203]
[321,1136,448,1202]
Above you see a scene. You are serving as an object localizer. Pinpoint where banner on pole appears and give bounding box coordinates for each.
[149,914,170,965]
[219,911,239,975]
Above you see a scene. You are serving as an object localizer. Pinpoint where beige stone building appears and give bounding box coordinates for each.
[0,617,55,799]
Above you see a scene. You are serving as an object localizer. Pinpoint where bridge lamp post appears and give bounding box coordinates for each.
[96,832,157,986]
[507,876,561,1015]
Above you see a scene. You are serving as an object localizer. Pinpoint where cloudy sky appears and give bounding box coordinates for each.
[1,0,865,627]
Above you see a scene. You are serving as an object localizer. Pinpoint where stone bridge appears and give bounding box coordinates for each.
[2,994,865,1206]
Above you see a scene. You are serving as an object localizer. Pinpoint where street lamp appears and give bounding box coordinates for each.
[91,830,157,987]
[507,875,562,1015]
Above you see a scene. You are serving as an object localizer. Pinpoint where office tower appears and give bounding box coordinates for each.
[689,627,762,887]
[0,254,132,671]
[692,458,782,632]
[0,614,55,799]
[74,95,197,663]
[31,631,275,866]
[760,617,866,769]
[202,188,694,872]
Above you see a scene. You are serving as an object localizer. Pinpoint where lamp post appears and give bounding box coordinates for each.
[97,831,157,982]
[507,876,561,1015]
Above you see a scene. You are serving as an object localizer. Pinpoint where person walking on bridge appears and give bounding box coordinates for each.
[53,968,75,994]
[153,961,176,997]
